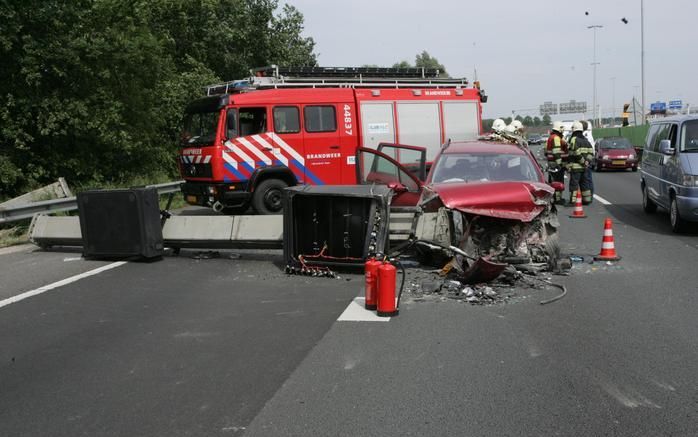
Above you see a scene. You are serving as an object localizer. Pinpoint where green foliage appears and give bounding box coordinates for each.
[390,51,448,76]
[0,0,317,197]
[542,114,552,126]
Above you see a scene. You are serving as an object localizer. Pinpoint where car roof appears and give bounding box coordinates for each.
[440,140,527,155]
[649,114,698,124]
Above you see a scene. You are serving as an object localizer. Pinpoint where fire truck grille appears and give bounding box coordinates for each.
[182,163,213,178]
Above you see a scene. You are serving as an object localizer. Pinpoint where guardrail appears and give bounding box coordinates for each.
[0,180,183,224]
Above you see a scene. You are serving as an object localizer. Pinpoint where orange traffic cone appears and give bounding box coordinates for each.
[594,218,621,261]
[569,190,587,218]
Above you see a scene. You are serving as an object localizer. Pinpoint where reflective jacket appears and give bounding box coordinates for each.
[546,132,568,166]
[568,133,594,172]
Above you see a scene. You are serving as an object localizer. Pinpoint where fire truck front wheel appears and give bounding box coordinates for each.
[252,179,288,214]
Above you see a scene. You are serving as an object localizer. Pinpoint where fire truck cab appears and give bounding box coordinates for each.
[179,66,487,214]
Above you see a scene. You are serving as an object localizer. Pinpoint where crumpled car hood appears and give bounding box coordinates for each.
[428,181,554,222]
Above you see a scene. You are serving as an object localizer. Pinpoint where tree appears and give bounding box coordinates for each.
[533,116,542,127]
[414,51,447,76]
[503,117,512,125]
[542,114,552,126]
[392,60,413,69]
[390,51,448,76]
[482,119,494,132]
[0,0,318,197]
[523,115,533,127]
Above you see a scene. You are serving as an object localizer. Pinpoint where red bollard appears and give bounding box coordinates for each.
[364,257,381,310]
[377,261,398,317]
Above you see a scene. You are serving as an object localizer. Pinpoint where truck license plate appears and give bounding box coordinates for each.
[186,195,198,204]
[612,160,626,165]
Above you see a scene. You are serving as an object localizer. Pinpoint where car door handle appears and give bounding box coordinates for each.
[330,145,340,149]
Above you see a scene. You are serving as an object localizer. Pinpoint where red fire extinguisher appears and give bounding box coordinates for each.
[377,260,399,317]
[364,257,381,310]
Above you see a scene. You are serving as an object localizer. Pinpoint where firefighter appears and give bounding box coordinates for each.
[580,120,594,196]
[546,121,567,204]
[567,121,594,204]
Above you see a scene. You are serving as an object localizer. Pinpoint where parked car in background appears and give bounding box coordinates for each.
[641,115,698,232]
[594,137,638,171]
[527,134,544,145]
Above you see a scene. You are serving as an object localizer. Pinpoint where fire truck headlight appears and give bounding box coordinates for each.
[208,186,217,195]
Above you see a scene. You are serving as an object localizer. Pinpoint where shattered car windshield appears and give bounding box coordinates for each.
[182,111,219,146]
[431,153,539,184]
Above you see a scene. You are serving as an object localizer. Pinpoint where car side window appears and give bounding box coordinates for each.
[668,124,678,146]
[651,124,669,152]
[646,125,659,152]
[273,106,300,134]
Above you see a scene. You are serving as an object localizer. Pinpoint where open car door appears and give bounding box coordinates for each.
[355,144,426,207]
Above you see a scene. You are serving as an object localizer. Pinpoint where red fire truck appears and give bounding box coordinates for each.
[178,66,487,214]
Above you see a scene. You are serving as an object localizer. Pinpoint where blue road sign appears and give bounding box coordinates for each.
[650,102,666,113]
[669,100,683,109]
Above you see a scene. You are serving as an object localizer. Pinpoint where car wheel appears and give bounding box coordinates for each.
[632,166,638,172]
[252,179,287,214]
[670,195,687,233]
[642,184,657,213]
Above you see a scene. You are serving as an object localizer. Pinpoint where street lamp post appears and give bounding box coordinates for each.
[611,76,616,124]
[641,0,646,124]
[588,24,603,127]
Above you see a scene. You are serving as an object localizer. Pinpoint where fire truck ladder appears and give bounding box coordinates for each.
[205,65,472,96]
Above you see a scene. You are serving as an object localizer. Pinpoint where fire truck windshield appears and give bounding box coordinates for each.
[182,111,219,146]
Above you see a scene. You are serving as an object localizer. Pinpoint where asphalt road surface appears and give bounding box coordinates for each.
[1,170,697,436]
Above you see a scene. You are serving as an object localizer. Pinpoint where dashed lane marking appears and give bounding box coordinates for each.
[337,297,391,322]
[0,261,127,310]
[594,194,612,205]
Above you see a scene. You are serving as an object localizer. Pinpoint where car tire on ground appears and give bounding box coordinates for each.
[642,184,657,214]
[670,195,688,233]
[252,178,288,214]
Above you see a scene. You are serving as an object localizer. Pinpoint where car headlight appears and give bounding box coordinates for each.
[629,153,636,159]
[682,175,698,187]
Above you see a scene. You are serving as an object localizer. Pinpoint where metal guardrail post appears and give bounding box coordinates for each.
[0,180,183,224]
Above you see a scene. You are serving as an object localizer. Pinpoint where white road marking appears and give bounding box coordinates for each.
[337,297,391,322]
[594,194,612,205]
[0,261,127,310]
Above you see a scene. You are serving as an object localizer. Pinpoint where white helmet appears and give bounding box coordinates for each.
[492,118,506,131]
[504,124,517,135]
[552,121,564,133]
[511,119,524,132]
[572,121,584,132]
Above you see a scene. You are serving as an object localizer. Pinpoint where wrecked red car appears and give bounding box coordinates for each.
[356,140,563,277]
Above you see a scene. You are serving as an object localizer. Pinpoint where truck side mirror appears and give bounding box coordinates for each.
[659,139,675,155]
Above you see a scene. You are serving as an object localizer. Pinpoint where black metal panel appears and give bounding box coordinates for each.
[77,188,163,259]
[283,185,391,268]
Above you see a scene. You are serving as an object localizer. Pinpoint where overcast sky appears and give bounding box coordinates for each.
[285,0,697,120]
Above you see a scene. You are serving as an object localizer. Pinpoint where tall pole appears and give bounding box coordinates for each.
[588,25,603,127]
[641,0,646,124]
[611,76,616,124]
